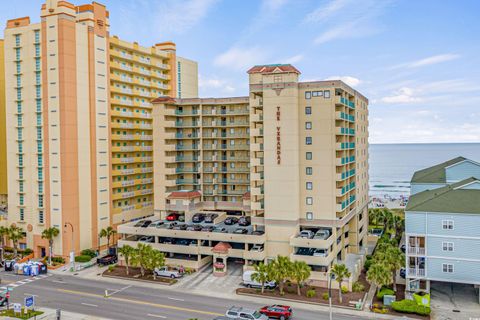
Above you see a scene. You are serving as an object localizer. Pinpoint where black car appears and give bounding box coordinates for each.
[166,222,178,229]
[252,230,265,236]
[172,224,188,230]
[213,227,227,233]
[238,216,251,226]
[134,220,146,227]
[186,224,202,231]
[192,213,206,223]
[234,228,248,234]
[201,226,214,232]
[224,216,239,225]
[297,247,314,256]
[400,244,406,253]
[204,214,218,223]
[399,268,406,279]
[162,237,176,244]
[177,239,190,246]
[0,294,7,307]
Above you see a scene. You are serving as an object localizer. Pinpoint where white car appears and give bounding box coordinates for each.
[225,306,269,320]
[154,266,182,279]
[299,230,314,239]
[313,249,328,257]
[314,229,330,240]
[251,244,264,252]
[138,236,154,243]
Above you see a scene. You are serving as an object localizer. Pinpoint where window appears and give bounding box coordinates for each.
[442,220,454,230]
[306,182,313,190]
[39,210,44,224]
[306,197,313,205]
[20,208,24,221]
[306,152,312,160]
[324,90,331,98]
[442,263,454,273]
[305,91,311,99]
[442,242,454,252]
[306,167,312,175]
[306,212,313,220]
[312,91,323,97]
[305,122,312,130]
[305,107,311,115]
[306,137,312,145]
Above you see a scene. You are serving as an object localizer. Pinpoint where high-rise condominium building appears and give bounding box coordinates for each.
[3,0,198,258]
[118,64,369,285]
[0,39,7,207]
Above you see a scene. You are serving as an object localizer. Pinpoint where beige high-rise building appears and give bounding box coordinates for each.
[0,39,7,207]
[3,0,198,258]
[118,64,368,286]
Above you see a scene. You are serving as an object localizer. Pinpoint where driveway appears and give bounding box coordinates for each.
[430,281,480,320]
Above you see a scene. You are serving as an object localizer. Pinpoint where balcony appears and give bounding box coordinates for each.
[408,247,426,255]
[336,127,355,136]
[335,142,355,150]
[407,268,425,278]
[335,111,355,122]
[335,96,355,109]
[251,113,263,122]
[251,143,263,152]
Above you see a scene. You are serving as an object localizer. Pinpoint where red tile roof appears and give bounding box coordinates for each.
[211,242,232,254]
[247,64,301,75]
[167,191,202,199]
[151,96,177,104]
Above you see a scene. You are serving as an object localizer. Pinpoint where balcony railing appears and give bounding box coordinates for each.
[407,268,425,277]
[408,247,426,255]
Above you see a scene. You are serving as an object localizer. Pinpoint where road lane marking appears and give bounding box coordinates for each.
[167,297,184,301]
[57,289,222,317]
[147,314,166,319]
[105,285,132,297]
[81,303,98,307]
[52,280,65,284]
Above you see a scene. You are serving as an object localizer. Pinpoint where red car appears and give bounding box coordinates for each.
[259,305,292,319]
[166,213,180,221]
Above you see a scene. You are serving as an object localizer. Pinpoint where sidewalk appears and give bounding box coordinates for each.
[3,307,112,320]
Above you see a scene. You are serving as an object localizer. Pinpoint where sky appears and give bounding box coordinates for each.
[1,0,480,144]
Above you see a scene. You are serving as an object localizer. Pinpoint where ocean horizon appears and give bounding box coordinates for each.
[369,142,480,197]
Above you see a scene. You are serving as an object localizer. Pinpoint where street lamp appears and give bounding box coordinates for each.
[328,270,335,320]
[64,223,75,271]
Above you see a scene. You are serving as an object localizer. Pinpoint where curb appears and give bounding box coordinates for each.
[101,273,176,286]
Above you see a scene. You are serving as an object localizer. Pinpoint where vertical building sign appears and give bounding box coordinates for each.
[276,106,281,164]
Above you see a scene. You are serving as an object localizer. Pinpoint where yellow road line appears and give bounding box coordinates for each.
[57,289,223,317]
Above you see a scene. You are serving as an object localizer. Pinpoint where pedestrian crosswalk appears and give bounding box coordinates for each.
[0,274,50,291]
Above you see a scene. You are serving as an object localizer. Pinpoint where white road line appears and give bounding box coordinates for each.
[105,285,132,297]
[81,303,98,307]
[52,280,65,284]
[147,314,166,318]
[167,297,184,301]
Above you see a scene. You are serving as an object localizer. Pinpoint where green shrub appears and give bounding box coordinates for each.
[352,281,365,292]
[341,286,349,294]
[75,255,92,263]
[306,289,316,298]
[391,299,430,315]
[23,248,33,255]
[364,259,373,271]
[81,249,97,258]
[415,305,431,316]
[52,256,65,264]
[322,292,329,300]
[376,287,395,299]
[108,264,116,272]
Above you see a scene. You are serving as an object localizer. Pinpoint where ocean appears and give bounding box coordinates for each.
[369,143,480,197]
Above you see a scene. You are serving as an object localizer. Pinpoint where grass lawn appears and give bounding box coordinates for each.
[0,309,44,319]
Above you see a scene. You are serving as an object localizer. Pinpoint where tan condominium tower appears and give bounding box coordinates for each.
[144,64,368,284]
[3,0,198,259]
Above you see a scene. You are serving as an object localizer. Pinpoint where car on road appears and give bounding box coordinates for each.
[225,306,269,319]
[201,225,214,232]
[192,213,206,223]
[166,213,180,221]
[154,266,183,279]
[238,216,251,226]
[259,305,293,319]
[213,227,227,233]
[138,236,154,243]
[234,228,248,234]
[224,216,239,225]
[204,213,218,223]
[186,224,202,231]
[299,230,314,239]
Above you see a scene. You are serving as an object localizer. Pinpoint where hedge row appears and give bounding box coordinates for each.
[391,299,431,316]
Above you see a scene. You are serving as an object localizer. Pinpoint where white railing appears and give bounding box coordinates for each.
[408,268,425,277]
[408,247,425,255]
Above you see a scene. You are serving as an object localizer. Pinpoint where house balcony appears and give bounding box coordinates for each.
[407,247,426,255]
[407,268,426,278]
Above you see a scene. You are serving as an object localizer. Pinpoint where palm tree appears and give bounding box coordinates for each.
[381,209,394,230]
[132,243,151,277]
[0,226,8,262]
[331,264,351,303]
[99,226,117,249]
[367,263,392,295]
[118,245,135,275]
[147,249,165,280]
[251,262,271,294]
[368,208,382,227]
[291,261,311,296]
[393,215,405,239]
[8,226,24,258]
[41,227,60,265]
[382,246,405,291]
[270,256,293,295]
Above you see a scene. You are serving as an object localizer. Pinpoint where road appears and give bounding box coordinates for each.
[0,271,366,320]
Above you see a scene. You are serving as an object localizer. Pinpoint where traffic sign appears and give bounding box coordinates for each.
[25,296,35,308]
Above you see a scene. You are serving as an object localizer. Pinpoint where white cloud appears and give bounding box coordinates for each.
[391,54,461,69]
[198,74,236,94]
[283,54,304,64]
[214,47,269,71]
[380,87,421,104]
[324,75,361,87]
[154,0,218,34]
[304,0,351,23]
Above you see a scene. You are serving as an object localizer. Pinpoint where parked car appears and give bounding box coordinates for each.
[314,229,330,240]
[140,220,152,228]
[162,238,176,244]
[242,271,276,289]
[296,247,314,256]
[192,213,206,223]
[234,228,248,234]
[312,249,328,257]
[250,244,263,252]
[0,293,7,307]
[252,230,265,236]
[400,267,406,279]
[166,213,180,221]
[238,216,251,226]
[97,254,117,266]
[172,224,188,230]
[186,224,202,231]
[299,230,314,239]
[204,214,218,223]
[224,216,239,225]
[177,239,190,246]
[225,306,269,320]
[139,236,154,243]
[149,221,165,228]
[201,225,214,232]
[259,305,292,320]
[189,240,198,246]
[134,220,147,227]
[166,222,178,229]
[154,266,182,279]
[213,227,228,233]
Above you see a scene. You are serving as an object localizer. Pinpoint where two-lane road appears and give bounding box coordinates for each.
[1,271,364,320]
